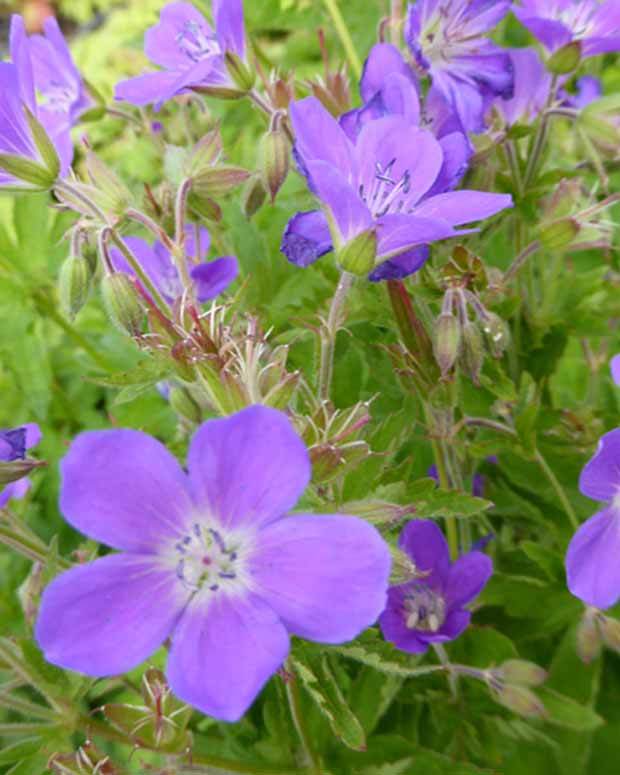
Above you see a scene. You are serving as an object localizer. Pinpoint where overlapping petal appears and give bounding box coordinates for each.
[578,428,620,501]
[566,507,620,608]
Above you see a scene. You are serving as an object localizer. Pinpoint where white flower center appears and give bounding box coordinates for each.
[176,21,220,63]
[403,583,446,632]
[173,522,248,594]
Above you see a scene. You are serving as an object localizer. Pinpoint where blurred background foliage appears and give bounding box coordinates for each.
[1,1,620,774]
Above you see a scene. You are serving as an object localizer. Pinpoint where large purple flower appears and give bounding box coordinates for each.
[493,48,552,126]
[110,226,238,304]
[115,0,246,107]
[514,0,620,58]
[281,96,512,281]
[379,520,492,653]
[405,0,514,133]
[0,424,41,508]
[566,428,620,609]
[35,406,391,721]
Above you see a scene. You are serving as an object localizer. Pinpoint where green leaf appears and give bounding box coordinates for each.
[538,687,604,731]
[0,739,42,766]
[413,489,494,519]
[329,629,435,678]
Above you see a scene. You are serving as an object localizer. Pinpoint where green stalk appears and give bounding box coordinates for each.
[534,448,579,530]
[318,272,353,401]
[284,661,322,775]
[322,0,362,77]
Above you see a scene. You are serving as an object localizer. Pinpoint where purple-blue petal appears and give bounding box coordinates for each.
[579,428,620,502]
[214,0,246,59]
[444,551,493,608]
[191,256,238,302]
[368,245,430,281]
[281,210,333,268]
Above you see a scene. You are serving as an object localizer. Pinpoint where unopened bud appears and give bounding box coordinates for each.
[224,51,255,92]
[547,41,581,75]
[192,165,250,199]
[101,273,145,337]
[0,458,44,486]
[499,660,547,687]
[58,256,92,319]
[459,321,485,385]
[260,118,291,203]
[599,614,620,654]
[480,312,510,358]
[491,684,547,719]
[434,313,461,376]
[86,152,132,216]
[241,174,268,218]
[185,128,222,177]
[576,608,603,664]
[341,499,414,526]
[337,230,377,275]
[169,387,202,424]
[539,217,580,250]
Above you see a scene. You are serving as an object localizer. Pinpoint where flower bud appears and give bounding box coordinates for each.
[499,660,547,687]
[191,165,250,199]
[241,174,268,218]
[169,386,202,424]
[599,614,620,654]
[539,217,580,250]
[434,313,461,377]
[337,230,377,275]
[491,684,547,719]
[58,256,92,319]
[0,458,44,486]
[459,321,485,385]
[224,51,255,92]
[576,608,603,664]
[480,311,510,358]
[86,151,132,216]
[546,41,581,75]
[260,118,291,203]
[100,273,145,337]
[185,128,223,178]
[341,499,415,526]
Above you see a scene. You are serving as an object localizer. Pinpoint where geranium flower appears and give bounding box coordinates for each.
[35,406,391,721]
[566,428,620,608]
[115,0,247,107]
[514,0,620,58]
[110,225,238,304]
[379,520,492,653]
[281,96,512,280]
[405,0,514,133]
[0,424,41,508]
[493,48,552,126]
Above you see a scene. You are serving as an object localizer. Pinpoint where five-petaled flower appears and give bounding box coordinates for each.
[379,520,492,653]
[110,225,238,304]
[35,406,391,721]
[566,428,620,609]
[514,0,620,58]
[115,0,247,107]
[405,0,514,133]
[0,424,41,508]
[281,95,512,281]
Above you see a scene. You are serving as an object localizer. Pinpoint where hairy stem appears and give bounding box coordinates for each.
[503,240,541,285]
[318,272,353,401]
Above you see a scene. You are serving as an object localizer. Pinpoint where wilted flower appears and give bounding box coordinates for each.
[379,519,492,653]
[494,48,552,126]
[115,0,248,107]
[566,428,620,608]
[110,225,238,304]
[0,424,42,508]
[35,406,391,721]
[405,0,514,132]
[281,96,512,280]
[514,0,620,58]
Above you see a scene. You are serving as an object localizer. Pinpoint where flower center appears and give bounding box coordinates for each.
[176,21,220,63]
[403,583,446,632]
[37,81,78,114]
[359,158,412,219]
[174,523,241,593]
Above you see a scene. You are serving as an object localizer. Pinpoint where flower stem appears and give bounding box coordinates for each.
[173,178,196,295]
[523,76,558,189]
[108,230,171,317]
[321,0,362,77]
[284,662,322,775]
[503,240,541,285]
[318,272,353,401]
[534,448,579,530]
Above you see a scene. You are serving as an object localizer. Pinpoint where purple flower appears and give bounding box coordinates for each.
[110,225,238,304]
[494,48,552,125]
[35,406,391,721]
[115,0,246,107]
[566,428,620,608]
[379,520,492,653]
[405,0,514,133]
[563,75,602,108]
[281,96,512,281]
[514,0,620,58]
[0,424,41,508]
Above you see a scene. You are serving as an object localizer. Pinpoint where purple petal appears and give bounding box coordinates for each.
[145,2,214,69]
[579,428,620,501]
[166,592,289,721]
[115,71,189,106]
[497,47,551,126]
[185,225,211,259]
[513,11,572,51]
[251,514,391,643]
[379,586,430,654]
[9,16,36,111]
[611,354,620,386]
[35,554,186,676]
[424,131,472,197]
[432,71,487,134]
[281,210,333,268]
[187,405,310,530]
[582,37,620,57]
[412,191,513,226]
[376,214,457,258]
[191,256,238,302]
[0,63,38,162]
[0,478,31,509]
[304,160,372,243]
[60,429,194,553]
[24,423,41,450]
[445,551,493,608]
[290,97,355,178]
[399,520,451,587]
[566,507,620,609]
[440,609,471,640]
[214,0,246,59]
[368,245,430,281]
[361,43,418,103]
